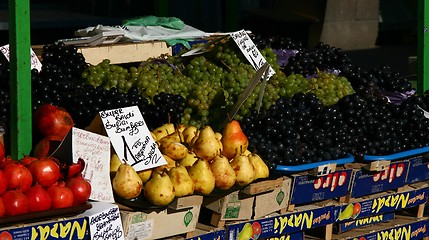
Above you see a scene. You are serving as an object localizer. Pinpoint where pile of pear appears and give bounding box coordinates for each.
[110,120,270,207]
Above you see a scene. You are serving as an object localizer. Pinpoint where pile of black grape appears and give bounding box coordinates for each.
[31,42,185,130]
[241,93,350,169]
[242,87,429,169]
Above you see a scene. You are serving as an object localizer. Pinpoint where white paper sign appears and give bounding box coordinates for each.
[230,30,275,78]
[0,44,42,71]
[87,203,124,240]
[71,128,114,203]
[99,106,167,171]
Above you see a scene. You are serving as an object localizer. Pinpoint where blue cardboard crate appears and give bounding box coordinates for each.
[0,216,89,240]
[334,212,395,233]
[348,161,409,198]
[226,204,334,239]
[333,216,429,240]
[289,169,352,205]
[334,185,428,221]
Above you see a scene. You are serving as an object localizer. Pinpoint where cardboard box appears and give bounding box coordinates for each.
[204,190,254,222]
[78,41,172,65]
[289,169,352,205]
[0,216,90,240]
[260,231,304,240]
[348,161,409,198]
[254,177,292,219]
[334,212,395,234]
[204,177,291,222]
[186,224,226,240]
[406,155,429,184]
[226,204,334,239]
[334,184,429,221]
[0,201,123,240]
[121,196,202,240]
[329,216,429,240]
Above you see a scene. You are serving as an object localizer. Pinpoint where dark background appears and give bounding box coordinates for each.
[0,0,419,76]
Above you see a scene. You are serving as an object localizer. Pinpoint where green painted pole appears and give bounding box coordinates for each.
[8,0,32,159]
[417,0,429,93]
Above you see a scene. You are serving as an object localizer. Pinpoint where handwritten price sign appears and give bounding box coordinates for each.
[230,30,275,78]
[0,44,42,71]
[99,106,167,171]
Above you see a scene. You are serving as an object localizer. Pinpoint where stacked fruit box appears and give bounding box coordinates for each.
[304,148,429,239]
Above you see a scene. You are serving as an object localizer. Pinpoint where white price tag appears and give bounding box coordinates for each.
[0,44,42,72]
[99,106,167,171]
[71,128,114,202]
[229,30,275,78]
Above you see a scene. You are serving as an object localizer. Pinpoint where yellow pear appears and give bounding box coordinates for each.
[221,120,249,160]
[168,164,194,197]
[176,124,187,133]
[243,149,252,156]
[210,155,236,190]
[152,154,176,176]
[137,168,152,183]
[110,153,122,174]
[182,125,199,146]
[150,131,158,142]
[152,123,175,140]
[144,170,175,206]
[179,151,198,167]
[112,162,143,199]
[248,153,269,180]
[192,126,220,161]
[230,154,255,186]
[158,135,188,160]
[188,159,215,195]
[215,132,223,152]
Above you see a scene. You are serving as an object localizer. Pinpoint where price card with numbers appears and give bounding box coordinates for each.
[230,30,275,78]
[99,106,167,171]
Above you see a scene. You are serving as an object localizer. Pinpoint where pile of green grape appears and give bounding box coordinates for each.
[307,71,355,106]
[80,38,355,128]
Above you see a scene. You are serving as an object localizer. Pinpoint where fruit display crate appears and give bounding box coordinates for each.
[225,202,335,240]
[361,146,429,185]
[346,160,409,199]
[33,41,172,65]
[332,181,429,234]
[0,201,122,240]
[287,166,352,207]
[119,195,203,240]
[201,176,292,227]
[306,215,429,240]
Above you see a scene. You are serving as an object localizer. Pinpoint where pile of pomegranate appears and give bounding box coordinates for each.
[0,156,91,216]
[0,103,91,217]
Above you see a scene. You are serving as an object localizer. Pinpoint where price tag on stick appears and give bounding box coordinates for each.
[99,106,167,171]
[229,30,275,78]
[228,63,270,119]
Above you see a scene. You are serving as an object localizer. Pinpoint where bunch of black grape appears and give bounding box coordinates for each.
[336,92,429,159]
[341,65,413,95]
[241,93,350,170]
[32,43,147,128]
[251,35,304,68]
[147,92,185,129]
[282,42,352,77]
[33,42,88,110]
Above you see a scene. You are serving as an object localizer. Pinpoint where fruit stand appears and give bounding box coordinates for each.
[2,1,429,240]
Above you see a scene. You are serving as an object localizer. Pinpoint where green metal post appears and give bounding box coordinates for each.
[8,0,32,158]
[417,0,429,93]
